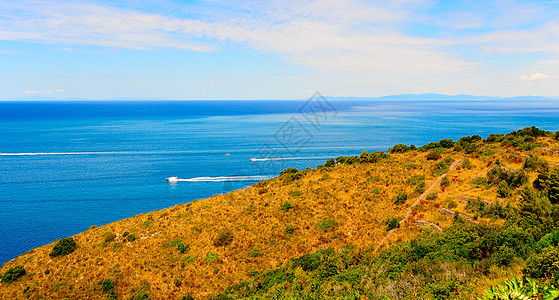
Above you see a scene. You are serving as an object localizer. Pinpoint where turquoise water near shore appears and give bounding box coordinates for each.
[1,99,559,264]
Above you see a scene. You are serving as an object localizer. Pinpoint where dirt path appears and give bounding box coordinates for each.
[373,159,462,253]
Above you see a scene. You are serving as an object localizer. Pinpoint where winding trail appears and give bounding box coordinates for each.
[374,159,461,254]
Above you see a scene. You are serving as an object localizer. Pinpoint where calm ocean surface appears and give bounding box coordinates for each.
[1,99,559,264]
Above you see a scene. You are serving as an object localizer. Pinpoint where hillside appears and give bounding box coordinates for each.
[2,127,559,299]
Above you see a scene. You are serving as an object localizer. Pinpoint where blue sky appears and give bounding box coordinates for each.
[1,0,559,100]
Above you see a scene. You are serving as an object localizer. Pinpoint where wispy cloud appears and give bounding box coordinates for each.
[22,89,64,94]
[2,0,559,96]
[519,73,550,81]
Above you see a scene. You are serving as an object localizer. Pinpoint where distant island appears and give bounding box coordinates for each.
[2,126,559,299]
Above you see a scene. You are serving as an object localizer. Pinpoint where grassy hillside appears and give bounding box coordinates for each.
[2,127,559,299]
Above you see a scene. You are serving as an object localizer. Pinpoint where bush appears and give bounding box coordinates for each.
[101,279,114,293]
[533,167,559,204]
[426,192,438,200]
[388,143,416,153]
[50,237,77,257]
[555,131,559,141]
[177,243,190,253]
[394,192,408,205]
[104,232,117,243]
[285,225,295,235]
[213,230,234,247]
[426,151,442,161]
[439,139,454,148]
[127,234,136,242]
[360,150,390,163]
[336,155,361,165]
[180,295,195,300]
[289,190,302,197]
[316,219,336,231]
[487,165,527,188]
[524,246,559,278]
[497,181,512,198]
[414,185,425,195]
[204,252,219,263]
[386,217,402,231]
[279,168,298,176]
[250,248,261,257]
[462,158,473,169]
[280,202,293,211]
[406,175,425,187]
[440,176,450,187]
[324,158,336,167]
[523,155,549,172]
[1,265,26,283]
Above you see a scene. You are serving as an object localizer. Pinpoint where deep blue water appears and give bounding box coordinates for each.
[1,99,559,265]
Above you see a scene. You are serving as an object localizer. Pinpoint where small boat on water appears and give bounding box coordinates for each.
[166,176,179,182]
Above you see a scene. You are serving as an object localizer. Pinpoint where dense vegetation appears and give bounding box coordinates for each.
[2,126,559,299]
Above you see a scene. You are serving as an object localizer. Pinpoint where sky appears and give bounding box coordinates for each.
[1,0,559,100]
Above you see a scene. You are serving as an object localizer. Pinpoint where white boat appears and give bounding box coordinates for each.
[166,176,179,182]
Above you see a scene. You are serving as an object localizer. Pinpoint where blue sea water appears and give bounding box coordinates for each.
[1,99,559,264]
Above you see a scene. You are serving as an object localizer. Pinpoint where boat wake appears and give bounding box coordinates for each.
[167,175,273,182]
[249,156,330,162]
[0,152,105,156]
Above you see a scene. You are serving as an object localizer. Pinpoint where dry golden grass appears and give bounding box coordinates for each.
[1,136,558,299]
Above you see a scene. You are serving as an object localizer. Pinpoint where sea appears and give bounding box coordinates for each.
[1,99,559,264]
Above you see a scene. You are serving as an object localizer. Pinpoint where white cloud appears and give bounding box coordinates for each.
[3,0,559,96]
[519,73,550,81]
[22,90,41,94]
[22,89,65,94]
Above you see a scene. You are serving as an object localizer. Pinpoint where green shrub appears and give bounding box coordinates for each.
[386,217,402,231]
[324,158,336,167]
[316,219,336,231]
[439,139,454,148]
[280,202,293,211]
[101,279,114,293]
[213,229,234,247]
[414,185,425,195]
[1,265,26,283]
[285,225,295,235]
[50,237,77,257]
[448,200,458,209]
[336,155,361,165]
[180,294,195,300]
[524,246,559,278]
[487,165,527,188]
[388,143,416,153]
[204,252,219,264]
[426,192,438,200]
[289,190,302,197]
[174,279,182,287]
[406,175,425,187]
[360,150,390,163]
[279,168,298,176]
[523,155,549,172]
[462,158,473,169]
[497,180,512,198]
[465,197,485,213]
[177,243,190,253]
[122,231,129,237]
[426,151,442,161]
[533,167,559,204]
[440,176,450,187]
[104,232,117,243]
[250,248,261,257]
[127,234,136,242]
[394,192,408,205]
[371,187,381,194]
